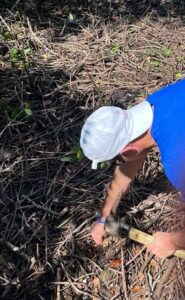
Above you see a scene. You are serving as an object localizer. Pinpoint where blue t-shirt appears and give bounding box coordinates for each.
[147,79,185,198]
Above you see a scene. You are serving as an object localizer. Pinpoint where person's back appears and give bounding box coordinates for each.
[147,79,185,197]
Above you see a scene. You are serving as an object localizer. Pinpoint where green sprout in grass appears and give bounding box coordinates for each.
[162,47,171,58]
[11,103,32,120]
[60,147,84,162]
[11,46,32,64]
[150,60,160,67]
[110,43,121,55]
[3,46,34,69]
[148,49,160,67]
[0,31,13,41]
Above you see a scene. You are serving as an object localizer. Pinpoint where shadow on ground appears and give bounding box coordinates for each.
[0,58,170,299]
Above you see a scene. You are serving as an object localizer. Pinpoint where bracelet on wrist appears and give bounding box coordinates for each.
[97,217,106,225]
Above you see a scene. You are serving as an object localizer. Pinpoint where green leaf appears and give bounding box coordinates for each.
[60,156,75,162]
[11,47,19,58]
[24,108,32,116]
[70,147,84,161]
[76,149,84,161]
[150,60,160,67]
[60,147,84,162]
[162,47,171,58]
[24,47,32,55]
[110,43,121,54]
[0,31,12,40]
[71,147,80,154]
[4,31,12,40]
[11,107,22,119]
[68,13,75,22]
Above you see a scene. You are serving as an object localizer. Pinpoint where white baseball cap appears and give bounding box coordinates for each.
[80,102,153,169]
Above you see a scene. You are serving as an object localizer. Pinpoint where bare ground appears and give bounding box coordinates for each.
[0,1,185,299]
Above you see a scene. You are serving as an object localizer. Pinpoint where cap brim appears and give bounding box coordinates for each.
[128,101,153,141]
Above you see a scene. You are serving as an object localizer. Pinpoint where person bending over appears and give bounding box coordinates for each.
[80,79,185,259]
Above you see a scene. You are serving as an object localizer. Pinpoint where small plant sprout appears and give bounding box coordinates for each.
[0,31,13,41]
[110,43,121,55]
[60,147,84,163]
[68,13,75,22]
[9,46,33,68]
[162,47,171,58]
[150,60,160,67]
[11,103,32,119]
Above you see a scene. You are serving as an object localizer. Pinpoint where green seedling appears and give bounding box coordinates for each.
[24,48,32,55]
[11,103,32,119]
[24,103,32,116]
[60,156,75,162]
[0,31,13,41]
[150,60,160,67]
[11,107,24,119]
[10,46,32,68]
[71,147,84,161]
[68,13,75,22]
[60,147,84,163]
[11,47,18,57]
[162,47,171,58]
[11,47,32,59]
[110,43,121,55]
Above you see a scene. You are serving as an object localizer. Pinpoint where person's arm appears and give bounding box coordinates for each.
[92,151,148,245]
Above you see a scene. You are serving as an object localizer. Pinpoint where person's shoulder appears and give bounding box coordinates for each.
[147,79,185,104]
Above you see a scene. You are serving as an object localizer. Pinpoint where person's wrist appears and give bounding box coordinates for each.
[170,232,184,250]
[97,217,106,225]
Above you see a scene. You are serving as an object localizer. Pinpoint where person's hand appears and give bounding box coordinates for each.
[146,231,177,259]
[91,222,105,245]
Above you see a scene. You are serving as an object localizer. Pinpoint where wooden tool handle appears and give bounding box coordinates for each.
[129,228,185,259]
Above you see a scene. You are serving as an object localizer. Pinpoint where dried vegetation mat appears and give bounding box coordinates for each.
[0,0,185,299]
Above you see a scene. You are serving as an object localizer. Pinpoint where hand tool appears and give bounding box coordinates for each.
[105,214,185,259]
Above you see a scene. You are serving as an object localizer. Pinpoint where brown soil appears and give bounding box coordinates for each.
[0,1,185,299]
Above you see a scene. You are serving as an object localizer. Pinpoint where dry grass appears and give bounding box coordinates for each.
[0,1,185,299]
